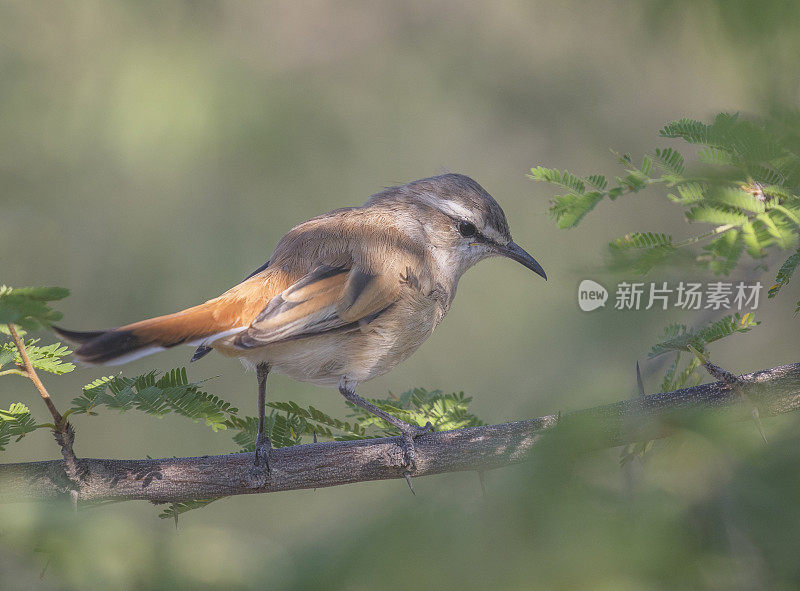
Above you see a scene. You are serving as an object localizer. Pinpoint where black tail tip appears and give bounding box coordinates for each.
[52,325,106,345]
[52,325,141,365]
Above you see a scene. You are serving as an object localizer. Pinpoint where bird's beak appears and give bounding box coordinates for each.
[496,241,547,280]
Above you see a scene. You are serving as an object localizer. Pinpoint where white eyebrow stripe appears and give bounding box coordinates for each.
[417,193,475,221]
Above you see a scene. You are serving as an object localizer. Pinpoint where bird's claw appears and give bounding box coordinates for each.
[253,434,272,468]
[246,435,272,487]
[398,421,433,473]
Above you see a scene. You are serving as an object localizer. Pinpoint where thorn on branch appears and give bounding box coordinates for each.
[636,361,646,397]
[703,362,741,385]
[697,357,768,444]
[752,407,768,445]
[404,471,415,495]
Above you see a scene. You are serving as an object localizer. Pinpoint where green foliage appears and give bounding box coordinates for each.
[610,232,673,250]
[266,401,369,441]
[227,416,260,451]
[0,344,15,371]
[0,402,40,451]
[529,158,654,229]
[768,248,800,298]
[528,166,587,194]
[702,230,745,275]
[531,113,800,293]
[685,205,748,226]
[648,313,758,358]
[708,186,766,213]
[226,412,305,451]
[653,147,685,175]
[158,499,218,521]
[660,113,787,174]
[660,352,703,392]
[668,182,705,205]
[608,233,678,274]
[547,190,604,229]
[0,340,75,375]
[68,368,238,432]
[346,388,484,436]
[0,286,69,331]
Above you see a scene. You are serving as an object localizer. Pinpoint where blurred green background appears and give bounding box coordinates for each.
[2,1,799,589]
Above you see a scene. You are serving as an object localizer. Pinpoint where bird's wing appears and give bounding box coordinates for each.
[233,264,400,349]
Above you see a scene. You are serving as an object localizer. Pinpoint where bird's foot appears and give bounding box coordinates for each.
[245,435,272,488]
[253,433,272,469]
[398,421,433,473]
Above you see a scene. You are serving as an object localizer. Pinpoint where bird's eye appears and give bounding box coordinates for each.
[458,221,477,238]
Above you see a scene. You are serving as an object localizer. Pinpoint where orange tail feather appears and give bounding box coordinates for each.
[53,302,240,365]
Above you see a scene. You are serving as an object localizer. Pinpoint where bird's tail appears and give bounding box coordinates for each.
[53,302,241,365]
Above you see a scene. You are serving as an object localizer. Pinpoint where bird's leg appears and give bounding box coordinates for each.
[337,378,432,471]
[253,363,272,471]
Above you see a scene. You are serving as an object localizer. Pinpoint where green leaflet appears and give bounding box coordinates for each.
[266,400,368,440]
[158,499,218,521]
[0,285,69,331]
[0,339,75,375]
[610,233,673,250]
[648,313,759,358]
[703,231,745,275]
[660,353,703,392]
[768,249,800,298]
[345,388,484,436]
[708,187,766,214]
[70,368,238,432]
[549,192,604,229]
[686,206,748,226]
[528,167,587,194]
[607,233,684,275]
[530,158,656,230]
[653,147,685,175]
[586,174,608,190]
[668,182,705,205]
[0,402,39,451]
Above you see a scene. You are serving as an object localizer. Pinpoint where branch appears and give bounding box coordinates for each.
[6,324,81,485]
[1,362,799,504]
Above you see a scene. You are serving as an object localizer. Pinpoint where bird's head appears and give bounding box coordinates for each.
[368,173,546,282]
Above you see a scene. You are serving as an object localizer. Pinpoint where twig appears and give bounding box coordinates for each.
[0,362,798,505]
[7,325,63,424]
[6,324,82,484]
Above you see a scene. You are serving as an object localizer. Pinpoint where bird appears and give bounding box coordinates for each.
[54,173,546,479]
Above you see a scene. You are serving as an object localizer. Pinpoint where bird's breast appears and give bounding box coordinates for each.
[228,289,449,387]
